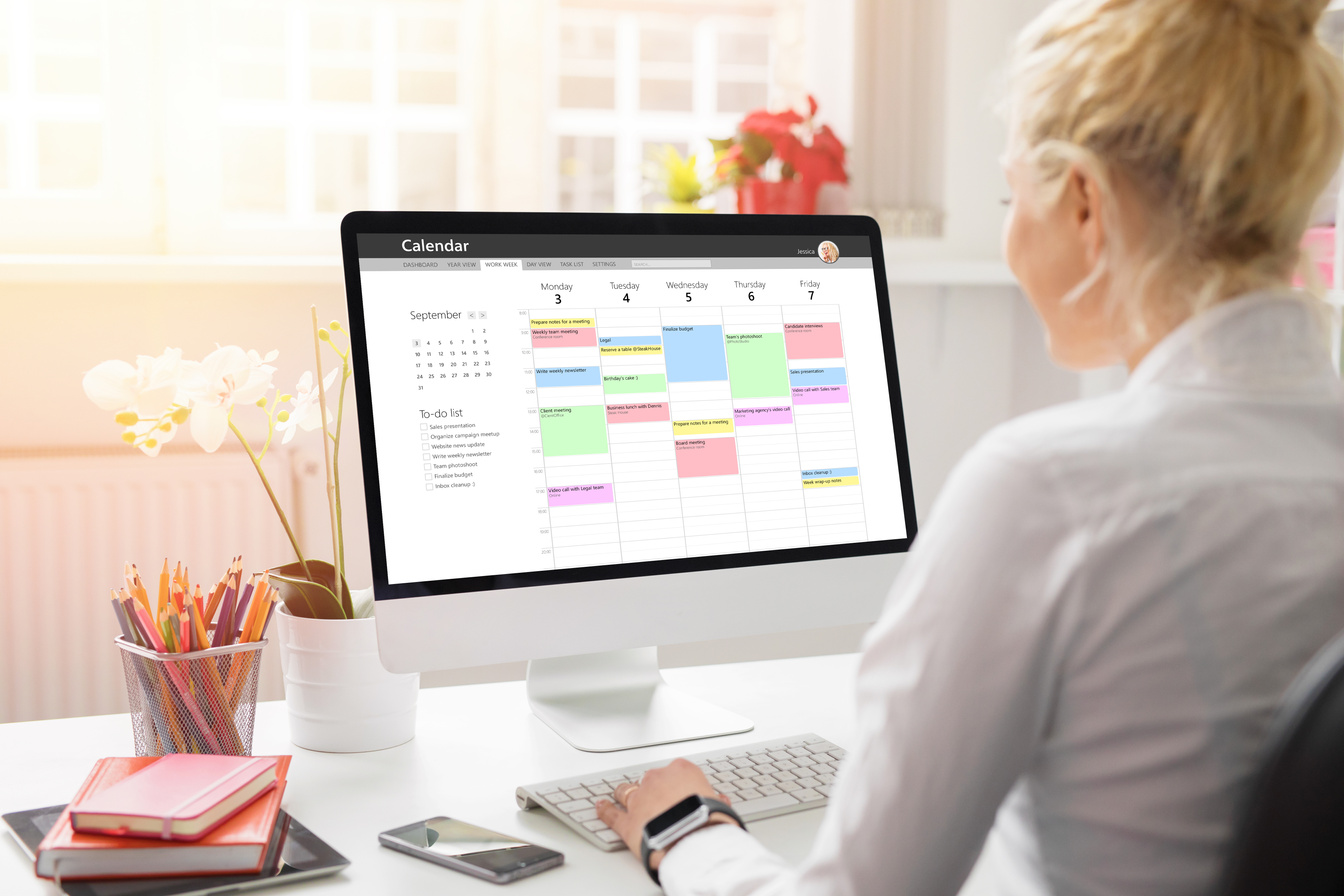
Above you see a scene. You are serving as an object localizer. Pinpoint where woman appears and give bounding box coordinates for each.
[595,1,1344,894]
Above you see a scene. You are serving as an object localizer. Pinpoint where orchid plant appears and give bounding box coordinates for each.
[82,308,363,621]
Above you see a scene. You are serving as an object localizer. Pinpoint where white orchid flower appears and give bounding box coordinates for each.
[83,347,193,419]
[276,369,338,444]
[126,416,180,457]
[182,346,278,452]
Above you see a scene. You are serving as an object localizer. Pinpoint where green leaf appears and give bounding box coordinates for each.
[740,132,774,167]
[267,559,352,619]
[708,137,736,153]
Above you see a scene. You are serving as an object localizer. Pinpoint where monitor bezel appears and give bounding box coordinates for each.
[340,211,919,600]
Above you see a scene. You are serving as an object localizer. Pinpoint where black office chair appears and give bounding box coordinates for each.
[1218,629,1344,896]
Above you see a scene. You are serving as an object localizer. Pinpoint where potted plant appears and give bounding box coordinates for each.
[712,94,848,214]
[82,308,419,753]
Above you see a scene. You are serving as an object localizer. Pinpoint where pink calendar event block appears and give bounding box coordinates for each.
[792,385,850,405]
[783,322,844,359]
[532,327,597,348]
[606,402,670,423]
[548,483,613,507]
[733,406,793,426]
[675,438,739,478]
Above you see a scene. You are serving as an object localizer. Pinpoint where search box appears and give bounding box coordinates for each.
[631,259,712,268]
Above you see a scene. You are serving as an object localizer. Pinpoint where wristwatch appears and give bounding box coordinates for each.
[641,795,746,885]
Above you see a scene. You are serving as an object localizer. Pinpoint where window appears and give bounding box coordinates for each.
[0,0,941,256]
[553,2,777,212]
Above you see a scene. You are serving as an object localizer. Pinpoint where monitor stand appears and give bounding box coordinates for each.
[526,647,754,753]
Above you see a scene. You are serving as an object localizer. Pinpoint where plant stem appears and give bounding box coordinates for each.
[311,306,347,615]
[332,363,349,588]
[229,419,312,580]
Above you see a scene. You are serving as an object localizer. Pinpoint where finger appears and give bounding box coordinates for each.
[595,799,619,826]
[595,799,631,838]
[716,791,731,804]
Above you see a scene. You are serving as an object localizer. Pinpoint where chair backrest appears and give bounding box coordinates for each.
[1218,629,1344,896]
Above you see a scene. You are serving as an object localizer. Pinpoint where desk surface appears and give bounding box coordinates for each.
[0,654,862,896]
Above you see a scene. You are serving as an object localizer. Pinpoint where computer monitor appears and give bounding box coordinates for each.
[341,212,917,752]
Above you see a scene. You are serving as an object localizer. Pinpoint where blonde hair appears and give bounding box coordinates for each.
[1008,0,1344,334]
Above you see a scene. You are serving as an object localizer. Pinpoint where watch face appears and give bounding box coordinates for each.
[646,796,704,839]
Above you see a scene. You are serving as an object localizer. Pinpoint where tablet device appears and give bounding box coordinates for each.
[3,805,349,896]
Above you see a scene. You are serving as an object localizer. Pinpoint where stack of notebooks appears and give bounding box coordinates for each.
[35,755,291,881]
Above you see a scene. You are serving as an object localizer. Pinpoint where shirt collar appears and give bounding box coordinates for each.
[1125,291,1340,395]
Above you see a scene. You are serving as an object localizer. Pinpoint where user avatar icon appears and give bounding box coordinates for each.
[818,241,839,264]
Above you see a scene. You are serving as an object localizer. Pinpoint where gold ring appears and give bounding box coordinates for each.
[614,781,639,806]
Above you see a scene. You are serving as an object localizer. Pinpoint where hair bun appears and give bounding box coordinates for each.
[1232,0,1331,40]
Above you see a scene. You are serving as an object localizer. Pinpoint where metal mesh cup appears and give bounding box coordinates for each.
[116,637,267,756]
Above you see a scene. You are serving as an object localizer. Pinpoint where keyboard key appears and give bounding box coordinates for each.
[727,752,748,759]
[730,758,754,769]
[598,830,623,844]
[828,750,847,761]
[571,808,598,822]
[604,775,629,785]
[807,744,833,754]
[794,788,825,802]
[583,819,608,832]
[589,782,614,796]
[803,736,823,744]
[796,777,820,789]
[775,759,798,770]
[711,762,733,772]
[774,770,798,782]
[544,791,570,805]
[753,775,776,788]
[758,784,782,796]
[768,751,791,762]
[777,780,801,792]
[557,799,592,813]
[732,792,802,815]
[788,747,810,758]
[818,773,835,784]
[719,781,739,793]
[565,788,592,800]
[816,784,833,797]
[736,788,763,801]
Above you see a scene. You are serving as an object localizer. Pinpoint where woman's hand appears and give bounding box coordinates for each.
[594,758,736,871]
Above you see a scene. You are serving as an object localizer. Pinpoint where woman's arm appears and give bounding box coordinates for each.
[602,433,1082,896]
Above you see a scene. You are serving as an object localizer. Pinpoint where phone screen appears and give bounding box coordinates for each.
[383,818,560,873]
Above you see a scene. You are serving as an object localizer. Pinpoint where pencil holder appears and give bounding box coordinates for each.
[116,637,267,757]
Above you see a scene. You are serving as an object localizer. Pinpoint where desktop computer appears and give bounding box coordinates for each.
[340,212,917,754]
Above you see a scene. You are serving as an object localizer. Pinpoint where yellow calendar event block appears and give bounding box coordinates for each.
[802,476,861,489]
[672,418,735,435]
[599,345,663,356]
[531,318,596,328]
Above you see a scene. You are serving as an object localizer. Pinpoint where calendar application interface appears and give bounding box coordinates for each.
[355,234,907,586]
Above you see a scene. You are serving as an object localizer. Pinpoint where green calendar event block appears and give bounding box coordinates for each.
[539,405,609,456]
[725,333,791,399]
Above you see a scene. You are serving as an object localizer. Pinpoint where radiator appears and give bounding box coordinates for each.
[0,450,302,724]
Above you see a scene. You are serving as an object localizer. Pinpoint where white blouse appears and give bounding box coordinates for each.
[660,292,1344,896]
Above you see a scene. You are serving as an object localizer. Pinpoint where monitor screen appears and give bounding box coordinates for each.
[346,218,915,599]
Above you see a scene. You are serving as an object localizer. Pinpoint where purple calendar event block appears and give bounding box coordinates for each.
[733,406,794,426]
[791,385,850,405]
[548,483,614,507]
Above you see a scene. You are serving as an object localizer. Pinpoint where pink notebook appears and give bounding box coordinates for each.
[69,755,280,841]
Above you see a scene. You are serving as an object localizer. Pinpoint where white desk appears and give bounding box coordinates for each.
[0,655,864,896]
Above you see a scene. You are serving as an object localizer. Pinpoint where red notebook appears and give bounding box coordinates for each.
[36,756,290,881]
[70,755,279,841]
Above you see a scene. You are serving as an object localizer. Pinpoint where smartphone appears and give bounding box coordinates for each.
[379,817,563,884]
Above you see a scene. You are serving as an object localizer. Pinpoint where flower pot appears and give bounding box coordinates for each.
[736,178,817,215]
[274,597,419,752]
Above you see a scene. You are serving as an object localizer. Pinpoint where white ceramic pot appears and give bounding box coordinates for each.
[274,595,419,753]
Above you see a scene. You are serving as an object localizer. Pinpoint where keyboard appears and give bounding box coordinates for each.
[516,733,845,851]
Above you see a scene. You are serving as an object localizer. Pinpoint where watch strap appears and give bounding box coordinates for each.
[641,796,745,886]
